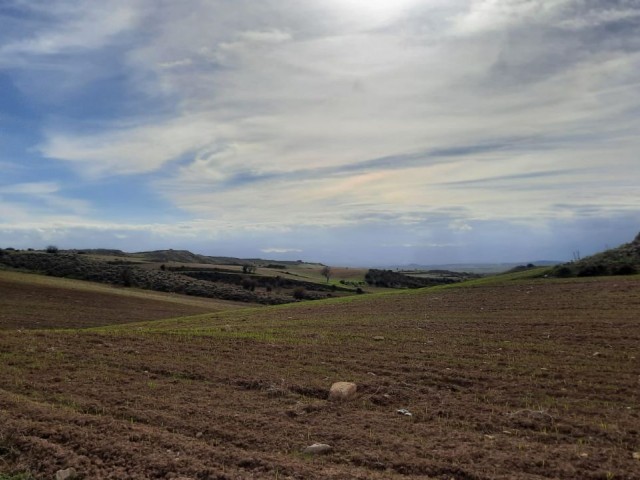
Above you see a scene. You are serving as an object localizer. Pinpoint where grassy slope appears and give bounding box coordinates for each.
[551,234,640,277]
[95,266,554,334]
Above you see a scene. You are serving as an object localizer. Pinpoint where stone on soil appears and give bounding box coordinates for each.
[55,468,78,480]
[303,443,332,455]
[329,381,357,401]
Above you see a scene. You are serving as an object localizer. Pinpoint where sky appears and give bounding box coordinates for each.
[0,0,639,266]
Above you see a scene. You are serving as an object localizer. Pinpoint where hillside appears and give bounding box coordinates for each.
[133,249,218,264]
[0,270,245,329]
[0,274,638,478]
[0,250,357,305]
[0,251,291,304]
[550,232,640,277]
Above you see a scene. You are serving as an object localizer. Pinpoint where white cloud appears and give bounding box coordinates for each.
[261,247,302,253]
[0,182,59,195]
[449,221,473,232]
[0,1,139,57]
[453,0,570,35]
[0,182,90,219]
[1,1,639,262]
[41,114,223,177]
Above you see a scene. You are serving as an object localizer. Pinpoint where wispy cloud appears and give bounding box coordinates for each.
[0,0,638,263]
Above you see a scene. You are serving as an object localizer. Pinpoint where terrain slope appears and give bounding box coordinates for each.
[0,272,639,479]
[551,232,640,277]
[0,270,247,329]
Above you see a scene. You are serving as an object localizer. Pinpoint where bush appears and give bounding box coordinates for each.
[612,264,638,275]
[45,245,59,254]
[242,278,257,291]
[292,287,306,300]
[555,266,573,278]
[577,264,608,277]
[121,267,134,287]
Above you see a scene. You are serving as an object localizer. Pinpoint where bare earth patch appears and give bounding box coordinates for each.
[0,275,639,478]
[0,270,247,329]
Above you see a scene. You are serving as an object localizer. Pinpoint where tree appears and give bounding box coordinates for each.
[45,245,59,254]
[321,265,332,283]
[242,264,256,274]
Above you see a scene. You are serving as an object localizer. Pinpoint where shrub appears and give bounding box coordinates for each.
[613,264,637,275]
[292,287,306,300]
[45,245,59,254]
[555,266,573,278]
[577,264,608,277]
[242,278,257,291]
[121,267,134,287]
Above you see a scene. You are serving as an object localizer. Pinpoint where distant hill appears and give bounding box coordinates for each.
[77,248,317,267]
[386,261,561,275]
[131,250,326,267]
[134,249,218,264]
[550,232,640,277]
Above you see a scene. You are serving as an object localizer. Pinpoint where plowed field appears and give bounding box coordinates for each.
[0,271,248,329]
[1,274,639,479]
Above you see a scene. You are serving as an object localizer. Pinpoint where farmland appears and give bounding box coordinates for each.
[0,271,639,479]
[0,270,249,330]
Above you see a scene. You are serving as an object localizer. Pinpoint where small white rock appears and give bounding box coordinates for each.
[55,468,78,480]
[328,382,357,401]
[303,443,332,455]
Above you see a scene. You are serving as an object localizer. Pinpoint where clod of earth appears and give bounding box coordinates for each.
[303,443,332,455]
[373,336,385,341]
[328,381,357,401]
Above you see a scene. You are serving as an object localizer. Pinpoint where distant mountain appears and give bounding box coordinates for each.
[550,232,640,277]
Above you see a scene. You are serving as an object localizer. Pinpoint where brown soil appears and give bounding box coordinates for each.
[0,271,246,329]
[0,276,639,479]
